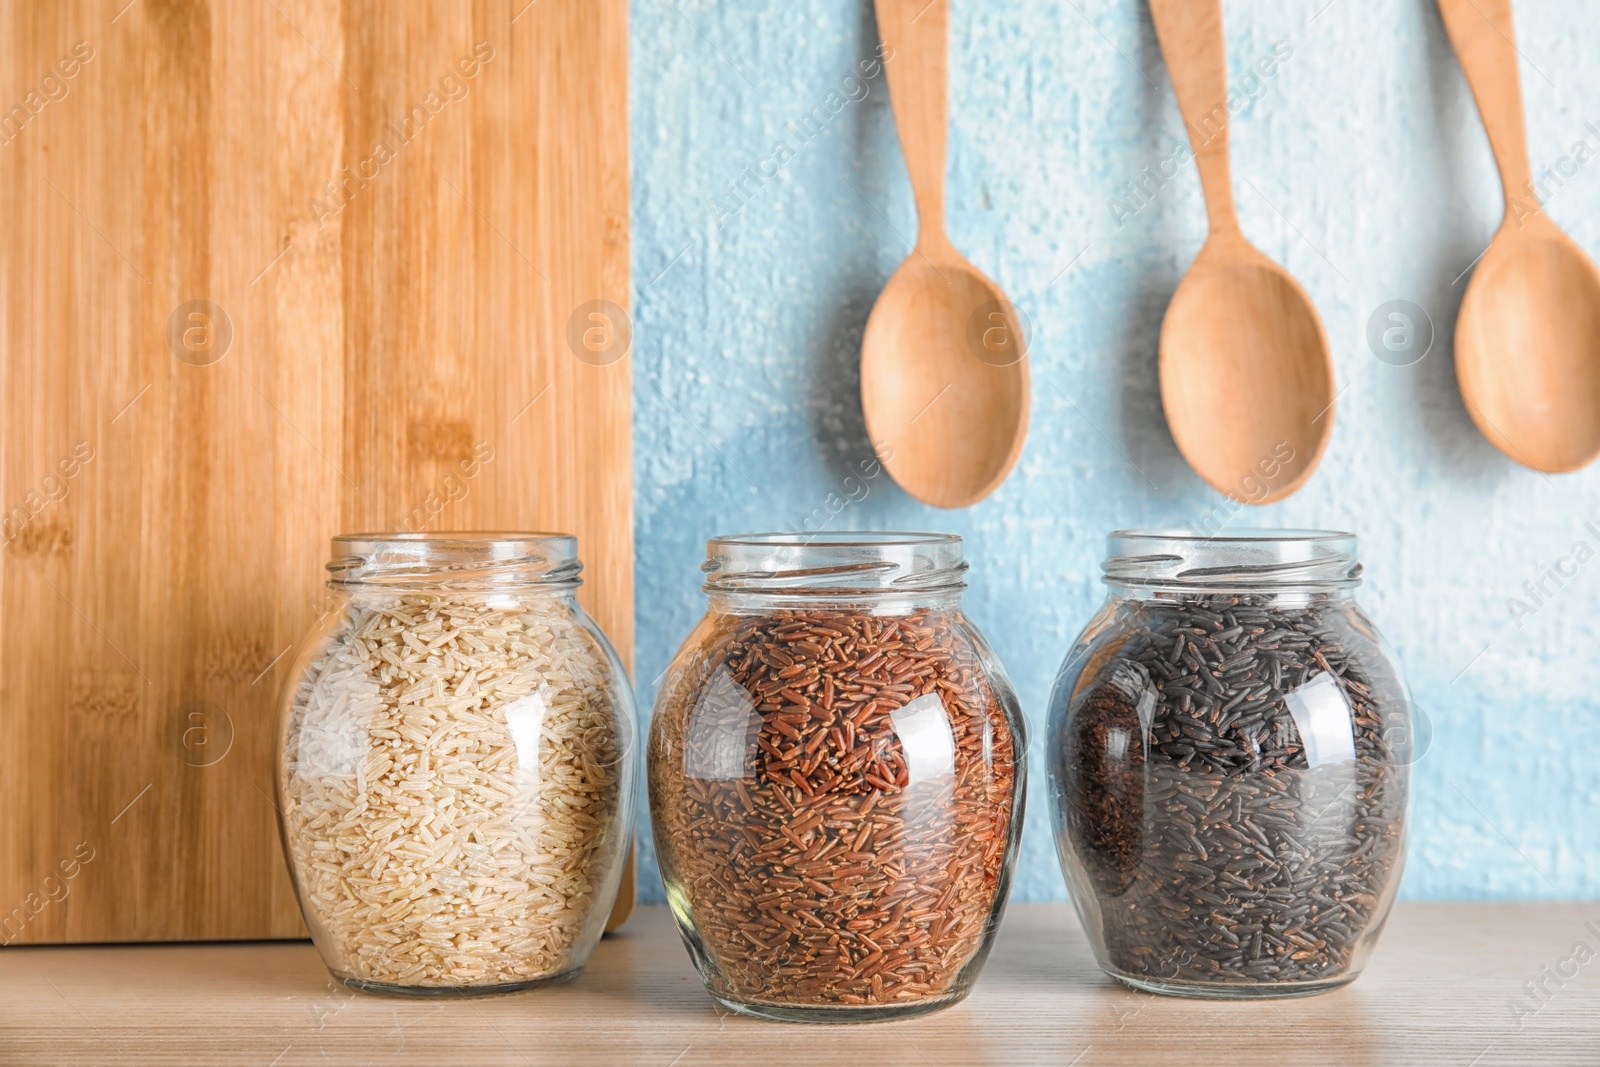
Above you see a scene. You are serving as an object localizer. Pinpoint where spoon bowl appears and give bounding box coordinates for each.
[863,0,1029,509]
[862,256,1029,509]
[1455,225,1600,472]
[1160,245,1335,500]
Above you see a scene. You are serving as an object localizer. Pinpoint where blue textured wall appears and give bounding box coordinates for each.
[630,0,1600,903]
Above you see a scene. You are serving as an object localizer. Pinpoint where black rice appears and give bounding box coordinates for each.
[1053,592,1407,988]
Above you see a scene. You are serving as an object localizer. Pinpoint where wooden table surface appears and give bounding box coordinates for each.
[2,903,1596,1065]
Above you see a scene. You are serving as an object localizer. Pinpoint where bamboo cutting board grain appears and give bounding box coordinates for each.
[0,0,632,943]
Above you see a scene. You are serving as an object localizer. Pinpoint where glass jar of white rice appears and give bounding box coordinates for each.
[276,532,635,995]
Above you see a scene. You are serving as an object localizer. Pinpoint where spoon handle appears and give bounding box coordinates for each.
[1437,0,1534,213]
[876,0,947,247]
[1148,0,1239,239]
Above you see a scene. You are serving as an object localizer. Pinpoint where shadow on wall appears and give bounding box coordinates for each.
[807,1,903,489]
[1411,0,1521,485]
[1110,11,1188,491]
[1115,262,1186,485]
[813,284,879,482]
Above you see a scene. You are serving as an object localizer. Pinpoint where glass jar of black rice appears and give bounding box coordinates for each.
[1048,530,1411,998]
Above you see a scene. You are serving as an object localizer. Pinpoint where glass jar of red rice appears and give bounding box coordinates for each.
[648,532,1025,1022]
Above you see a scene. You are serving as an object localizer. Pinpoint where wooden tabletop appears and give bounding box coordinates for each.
[2,903,1596,1065]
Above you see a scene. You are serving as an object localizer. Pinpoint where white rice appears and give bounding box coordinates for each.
[281,594,625,989]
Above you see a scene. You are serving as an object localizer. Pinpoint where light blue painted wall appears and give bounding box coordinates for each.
[629,0,1600,903]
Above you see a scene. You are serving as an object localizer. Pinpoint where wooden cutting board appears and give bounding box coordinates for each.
[0,0,632,943]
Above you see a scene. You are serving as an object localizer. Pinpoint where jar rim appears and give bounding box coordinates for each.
[703,530,966,597]
[1109,527,1356,544]
[1103,528,1361,591]
[708,531,961,548]
[327,531,582,589]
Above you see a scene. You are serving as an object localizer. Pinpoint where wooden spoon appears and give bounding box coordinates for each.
[1149,0,1336,503]
[1438,0,1600,472]
[861,0,1029,509]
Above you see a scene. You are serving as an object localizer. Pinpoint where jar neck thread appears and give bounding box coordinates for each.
[326,532,582,592]
[701,532,967,601]
[706,590,964,615]
[1102,529,1361,594]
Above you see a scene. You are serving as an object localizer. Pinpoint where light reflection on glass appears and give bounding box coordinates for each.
[684,668,762,781]
[1104,726,1131,764]
[503,692,550,782]
[890,692,957,788]
[1284,671,1357,767]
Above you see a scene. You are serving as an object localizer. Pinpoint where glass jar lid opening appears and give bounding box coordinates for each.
[703,531,967,596]
[327,531,582,589]
[1102,528,1360,590]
